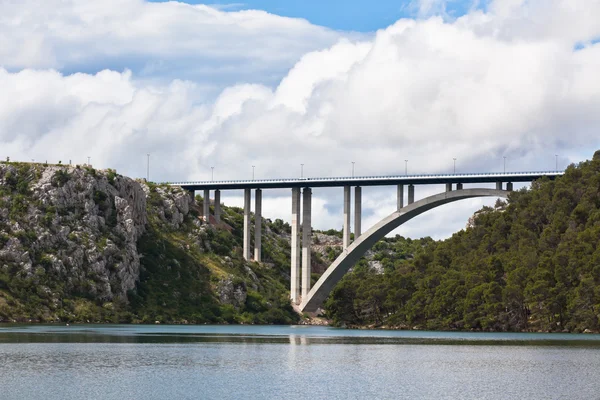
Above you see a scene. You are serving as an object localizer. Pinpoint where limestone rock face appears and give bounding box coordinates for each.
[0,164,147,301]
[218,278,248,308]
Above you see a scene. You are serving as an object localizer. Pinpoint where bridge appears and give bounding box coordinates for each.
[169,170,563,313]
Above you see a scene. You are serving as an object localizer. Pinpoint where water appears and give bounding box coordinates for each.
[2,325,600,400]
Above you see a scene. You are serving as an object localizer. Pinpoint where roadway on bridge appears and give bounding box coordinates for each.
[169,171,563,190]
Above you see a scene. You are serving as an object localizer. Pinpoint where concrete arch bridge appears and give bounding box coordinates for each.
[170,171,562,313]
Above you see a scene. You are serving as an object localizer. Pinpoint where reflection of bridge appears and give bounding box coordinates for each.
[170,171,563,313]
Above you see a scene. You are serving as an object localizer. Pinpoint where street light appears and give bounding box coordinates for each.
[351,161,355,178]
[503,156,506,173]
[252,165,255,180]
[453,158,456,174]
[405,160,408,175]
[211,166,214,181]
[301,164,304,178]
[146,154,150,181]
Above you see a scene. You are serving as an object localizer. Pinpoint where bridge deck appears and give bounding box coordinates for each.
[168,171,563,190]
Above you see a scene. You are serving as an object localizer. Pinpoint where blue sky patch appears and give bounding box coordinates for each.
[148,0,479,31]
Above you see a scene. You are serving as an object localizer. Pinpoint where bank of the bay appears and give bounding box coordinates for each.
[0,161,299,324]
[324,150,600,333]
[2,151,600,333]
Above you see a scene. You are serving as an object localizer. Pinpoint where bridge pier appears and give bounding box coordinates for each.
[254,189,262,262]
[457,183,463,190]
[243,188,251,261]
[291,188,301,304]
[214,189,221,223]
[408,184,415,204]
[496,182,503,190]
[343,186,351,249]
[203,189,210,223]
[354,186,362,239]
[507,182,513,191]
[397,184,404,210]
[446,183,452,192]
[302,188,312,299]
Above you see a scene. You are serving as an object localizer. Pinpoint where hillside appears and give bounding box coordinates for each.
[0,161,299,324]
[325,151,600,333]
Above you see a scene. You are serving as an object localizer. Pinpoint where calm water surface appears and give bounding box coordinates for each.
[1,324,600,399]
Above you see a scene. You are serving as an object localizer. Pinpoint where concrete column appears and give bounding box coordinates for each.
[214,189,221,223]
[496,182,503,190]
[445,183,453,192]
[457,183,463,190]
[507,182,513,191]
[254,189,262,262]
[408,184,415,204]
[397,184,404,210]
[343,186,351,249]
[290,188,301,304]
[243,188,251,261]
[354,186,362,239]
[203,189,210,223]
[301,188,312,299]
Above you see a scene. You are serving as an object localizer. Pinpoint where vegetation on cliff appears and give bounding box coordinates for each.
[324,151,600,333]
[0,162,298,324]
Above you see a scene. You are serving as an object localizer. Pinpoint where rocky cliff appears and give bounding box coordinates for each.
[0,162,298,324]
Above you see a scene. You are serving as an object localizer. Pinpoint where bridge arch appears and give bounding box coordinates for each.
[299,188,509,313]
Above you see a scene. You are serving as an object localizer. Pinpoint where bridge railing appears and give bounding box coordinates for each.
[166,170,563,186]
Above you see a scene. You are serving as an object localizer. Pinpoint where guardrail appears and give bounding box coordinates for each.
[166,170,564,186]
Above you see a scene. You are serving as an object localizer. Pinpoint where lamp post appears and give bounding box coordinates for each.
[405,160,408,176]
[351,161,355,178]
[503,156,506,173]
[211,166,214,181]
[252,165,255,180]
[147,154,150,181]
[301,164,304,178]
[453,158,456,174]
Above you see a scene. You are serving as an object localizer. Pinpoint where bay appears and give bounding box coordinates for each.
[1,324,600,399]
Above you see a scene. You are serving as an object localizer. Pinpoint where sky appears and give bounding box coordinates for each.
[2,0,600,239]
[149,0,478,31]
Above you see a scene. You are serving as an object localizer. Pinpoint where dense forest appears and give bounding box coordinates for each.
[324,150,600,333]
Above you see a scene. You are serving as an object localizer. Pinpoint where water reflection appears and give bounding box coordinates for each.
[2,325,600,400]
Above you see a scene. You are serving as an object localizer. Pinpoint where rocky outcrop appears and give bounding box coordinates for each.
[0,163,147,301]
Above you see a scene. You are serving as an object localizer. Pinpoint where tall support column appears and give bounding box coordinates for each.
[243,188,251,261]
[301,188,312,300]
[506,182,513,191]
[203,189,210,223]
[408,184,415,204]
[354,186,362,239]
[397,184,404,210]
[254,189,262,262]
[343,186,351,249]
[457,183,463,190]
[214,189,221,223]
[496,182,503,190]
[446,183,453,192]
[290,188,301,304]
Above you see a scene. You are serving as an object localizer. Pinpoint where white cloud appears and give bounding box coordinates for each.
[0,0,342,88]
[1,0,600,238]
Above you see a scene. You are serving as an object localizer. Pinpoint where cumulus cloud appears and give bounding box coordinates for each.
[0,0,342,88]
[2,0,600,238]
